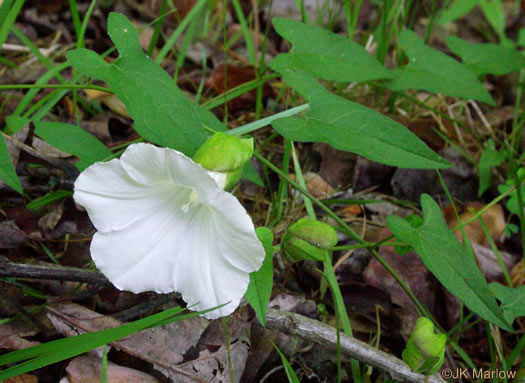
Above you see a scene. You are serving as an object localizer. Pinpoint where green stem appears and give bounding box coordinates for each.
[147,0,168,57]
[511,68,525,151]
[68,0,82,42]
[333,241,402,251]
[286,147,361,383]
[254,150,429,316]
[321,256,362,383]
[0,84,112,93]
[226,104,309,136]
[77,0,97,49]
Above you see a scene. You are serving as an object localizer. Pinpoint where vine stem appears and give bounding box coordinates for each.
[254,150,429,318]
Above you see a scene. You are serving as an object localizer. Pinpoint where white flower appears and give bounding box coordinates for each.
[73,143,265,319]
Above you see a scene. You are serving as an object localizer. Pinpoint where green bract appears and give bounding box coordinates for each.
[282,219,338,262]
[193,132,254,190]
[402,317,446,376]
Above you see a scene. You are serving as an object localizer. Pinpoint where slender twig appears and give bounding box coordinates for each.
[265,309,446,383]
[0,261,110,286]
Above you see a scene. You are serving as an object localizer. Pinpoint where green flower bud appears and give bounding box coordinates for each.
[193,132,254,190]
[282,219,338,262]
[402,317,447,376]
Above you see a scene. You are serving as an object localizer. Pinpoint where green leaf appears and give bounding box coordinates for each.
[66,12,225,156]
[387,30,495,105]
[271,17,391,82]
[5,115,29,134]
[478,140,506,197]
[386,194,511,331]
[272,341,301,383]
[245,227,274,326]
[27,190,73,211]
[0,134,22,194]
[447,36,525,75]
[498,182,525,215]
[66,48,110,79]
[0,305,216,379]
[518,28,525,47]
[34,121,112,170]
[241,162,264,186]
[271,70,450,169]
[478,0,507,42]
[489,283,525,324]
[438,0,479,25]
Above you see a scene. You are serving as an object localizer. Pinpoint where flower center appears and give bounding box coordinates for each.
[181,189,200,213]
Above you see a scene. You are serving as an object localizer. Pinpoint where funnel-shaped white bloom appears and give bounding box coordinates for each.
[74,143,265,319]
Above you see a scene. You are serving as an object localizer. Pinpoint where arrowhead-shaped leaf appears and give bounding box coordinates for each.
[489,283,525,324]
[447,36,525,75]
[67,12,225,155]
[271,70,450,169]
[387,194,511,331]
[271,17,391,83]
[387,29,495,105]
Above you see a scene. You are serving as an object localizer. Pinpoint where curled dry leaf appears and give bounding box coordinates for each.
[84,89,131,119]
[66,355,158,383]
[38,201,64,233]
[444,203,506,246]
[47,303,209,372]
[175,330,251,383]
[289,172,335,198]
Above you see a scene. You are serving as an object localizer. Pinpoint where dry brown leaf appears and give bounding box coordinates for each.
[0,221,27,248]
[445,203,506,246]
[84,89,131,119]
[175,329,251,383]
[47,303,209,380]
[339,204,362,218]
[171,0,198,20]
[31,137,70,158]
[206,64,272,111]
[471,242,516,281]
[304,172,335,198]
[289,172,335,198]
[66,355,158,383]
[317,143,355,189]
[38,201,64,233]
[363,229,438,314]
[199,306,253,346]
[5,374,38,383]
[0,322,40,350]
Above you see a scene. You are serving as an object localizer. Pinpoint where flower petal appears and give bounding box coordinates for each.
[76,143,265,319]
[119,143,218,202]
[74,159,175,232]
[74,143,219,232]
[91,192,264,319]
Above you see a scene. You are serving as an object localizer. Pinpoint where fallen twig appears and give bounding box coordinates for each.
[0,260,110,286]
[265,308,446,383]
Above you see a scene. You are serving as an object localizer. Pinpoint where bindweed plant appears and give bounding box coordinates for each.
[0,2,524,382]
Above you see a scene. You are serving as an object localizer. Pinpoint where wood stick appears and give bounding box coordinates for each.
[0,260,110,286]
[265,308,446,383]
